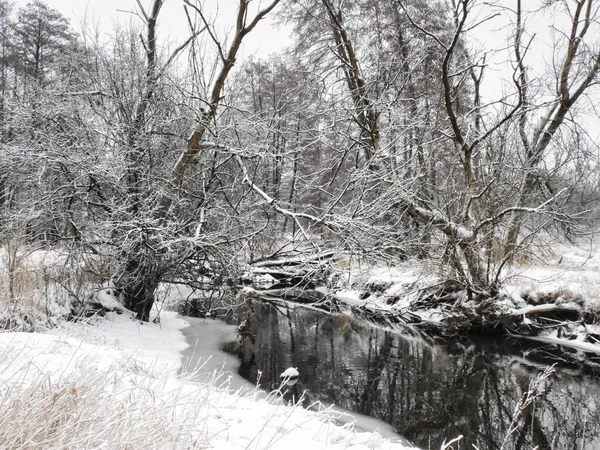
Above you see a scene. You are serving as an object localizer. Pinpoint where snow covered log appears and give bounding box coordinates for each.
[243,250,336,289]
[261,287,340,313]
[351,304,422,328]
[512,303,582,317]
[251,250,336,268]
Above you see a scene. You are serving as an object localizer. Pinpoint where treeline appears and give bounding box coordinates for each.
[1,0,599,320]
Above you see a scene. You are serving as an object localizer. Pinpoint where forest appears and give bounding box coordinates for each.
[1,0,600,336]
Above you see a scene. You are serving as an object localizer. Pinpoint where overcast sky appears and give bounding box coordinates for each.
[43,0,290,57]
[20,0,600,121]
[39,0,589,73]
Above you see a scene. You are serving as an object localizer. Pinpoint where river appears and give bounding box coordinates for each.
[234,301,600,449]
[181,302,600,449]
[179,314,413,445]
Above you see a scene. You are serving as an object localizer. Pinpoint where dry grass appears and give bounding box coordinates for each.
[1,244,63,306]
[0,374,212,449]
[0,339,385,450]
[0,242,115,329]
[0,339,211,450]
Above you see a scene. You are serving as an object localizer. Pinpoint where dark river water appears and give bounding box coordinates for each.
[231,301,600,450]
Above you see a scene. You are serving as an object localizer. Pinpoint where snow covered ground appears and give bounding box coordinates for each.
[502,241,600,310]
[4,239,598,448]
[0,308,418,449]
[327,239,600,354]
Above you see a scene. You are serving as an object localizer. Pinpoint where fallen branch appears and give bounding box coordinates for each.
[512,303,581,317]
[251,250,336,267]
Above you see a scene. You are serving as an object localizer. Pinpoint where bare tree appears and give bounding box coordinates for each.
[3,0,600,321]
[169,0,283,189]
[273,0,600,297]
[502,0,600,258]
[112,0,283,320]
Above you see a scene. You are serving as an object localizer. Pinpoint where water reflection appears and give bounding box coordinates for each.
[235,301,600,449]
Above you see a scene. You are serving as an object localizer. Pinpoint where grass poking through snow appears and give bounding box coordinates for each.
[0,325,415,450]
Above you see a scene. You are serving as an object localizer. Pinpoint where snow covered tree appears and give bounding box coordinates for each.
[106,0,283,320]
[275,0,600,298]
[0,0,83,242]
[12,0,77,83]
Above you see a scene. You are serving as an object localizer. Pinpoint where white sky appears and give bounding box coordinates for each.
[37,1,598,84]
[44,0,291,57]
[21,0,600,134]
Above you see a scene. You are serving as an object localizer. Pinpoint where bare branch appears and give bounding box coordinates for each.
[170,0,283,190]
[397,1,448,50]
[242,0,281,35]
[162,28,205,70]
[135,0,149,22]
[183,0,225,62]
[475,188,569,235]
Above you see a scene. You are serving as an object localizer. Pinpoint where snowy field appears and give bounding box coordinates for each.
[333,240,600,312]
[0,308,418,449]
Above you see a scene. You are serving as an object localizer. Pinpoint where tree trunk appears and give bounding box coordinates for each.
[118,256,160,322]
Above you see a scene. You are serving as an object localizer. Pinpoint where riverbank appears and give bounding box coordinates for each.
[243,241,600,357]
[0,309,418,449]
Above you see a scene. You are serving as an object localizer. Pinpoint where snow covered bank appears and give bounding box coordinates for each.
[307,244,600,354]
[0,310,417,449]
[179,316,257,393]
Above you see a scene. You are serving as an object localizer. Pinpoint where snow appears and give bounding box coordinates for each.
[512,303,580,316]
[502,240,600,309]
[280,367,299,378]
[334,289,363,305]
[0,308,417,450]
[327,239,600,336]
[252,273,278,288]
[280,367,299,386]
[332,261,437,312]
[95,288,127,313]
[93,309,190,376]
[522,333,600,355]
